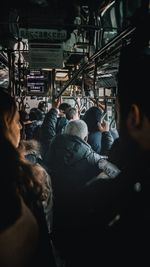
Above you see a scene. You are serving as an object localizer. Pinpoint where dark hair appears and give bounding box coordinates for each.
[118,13,150,121]
[38,101,47,111]
[83,106,103,132]
[0,135,21,230]
[0,89,17,135]
[0,90,44,226]
[29,108,43,121]
[59,102,71,113]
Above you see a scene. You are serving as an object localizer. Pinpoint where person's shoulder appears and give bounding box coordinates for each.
[0,198,38,267]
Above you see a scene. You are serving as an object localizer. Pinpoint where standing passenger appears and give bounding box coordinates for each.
[81,14,150,267]
[83,106,114,155]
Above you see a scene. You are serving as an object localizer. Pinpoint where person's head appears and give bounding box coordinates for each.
[65,107,79,121]
[117,16,150,151]
[29,108,43,121]
[83,106,103,132]
[64,119,88,141]
[58,102,71,116]
[38,101,47,113]
[0,89,22,148]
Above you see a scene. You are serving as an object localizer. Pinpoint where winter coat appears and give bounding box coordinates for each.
[75,147,150,266]
[45,133,104,257]
[46,133,102,193]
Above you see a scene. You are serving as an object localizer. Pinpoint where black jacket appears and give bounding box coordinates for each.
[45,133,105,262]
[40,108,58,159]
[46,134,102,192]
[76,149,150,266]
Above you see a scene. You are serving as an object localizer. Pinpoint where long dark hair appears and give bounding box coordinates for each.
[0,89,17,135]
[0,135,21,230]
[0,90,44,228]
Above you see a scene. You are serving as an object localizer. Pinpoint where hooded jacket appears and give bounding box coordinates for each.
[46,133,102,193]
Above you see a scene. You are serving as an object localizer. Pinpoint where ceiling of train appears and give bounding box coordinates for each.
[0,0,148,96]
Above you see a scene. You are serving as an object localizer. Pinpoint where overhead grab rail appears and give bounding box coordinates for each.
[55,25,136,99]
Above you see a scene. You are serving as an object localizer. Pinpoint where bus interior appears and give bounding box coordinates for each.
[0,0,149,121]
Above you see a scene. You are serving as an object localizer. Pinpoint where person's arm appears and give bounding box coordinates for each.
[97,121,114,155]
[40,98,61,157]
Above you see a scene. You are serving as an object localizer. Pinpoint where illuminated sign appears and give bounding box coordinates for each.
[19,28,67,41]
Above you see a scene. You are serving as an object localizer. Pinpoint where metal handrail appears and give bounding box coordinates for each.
[56,25,136,98]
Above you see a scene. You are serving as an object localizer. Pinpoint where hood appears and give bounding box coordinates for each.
[19,139,41,155]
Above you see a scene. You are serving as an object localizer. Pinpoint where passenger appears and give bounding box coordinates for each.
[65,107,80,121]
[80,16,150,266]
[40,98,71,159]
[25,107,43,140]
[0,89,56,267]
[46,119,106,190]
[56,102,71,134]
[0,130,38,267]
[45,119,118,265]
[83,106,114,155]
[40,97,60,159]
[38,100,47,119]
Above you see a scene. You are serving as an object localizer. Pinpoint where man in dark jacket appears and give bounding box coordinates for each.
[47,119,103,191]
[80,14,150,267]
[39,99,70,159]
[45,119,119,265]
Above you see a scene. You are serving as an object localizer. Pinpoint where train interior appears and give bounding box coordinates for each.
[0,0,149,120]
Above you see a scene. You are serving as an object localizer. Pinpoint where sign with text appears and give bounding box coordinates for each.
[20,28,67,42]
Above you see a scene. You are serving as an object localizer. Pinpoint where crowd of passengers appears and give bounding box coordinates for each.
[0,13,150,267]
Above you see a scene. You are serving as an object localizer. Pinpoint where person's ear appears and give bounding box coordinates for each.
[127,104,141,132]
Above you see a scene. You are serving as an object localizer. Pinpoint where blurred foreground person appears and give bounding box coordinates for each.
[0,136,38,267]
[80,13,150,267]
[0,89,56,267]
